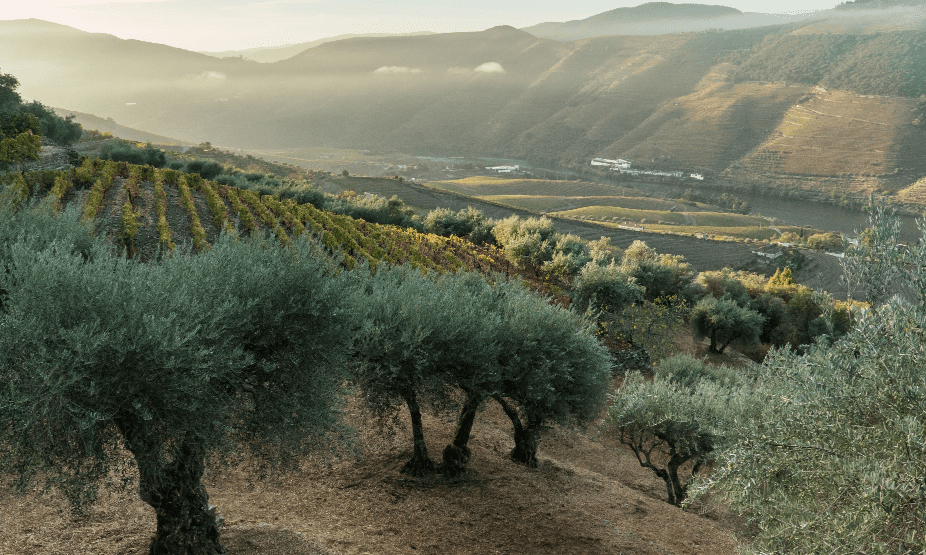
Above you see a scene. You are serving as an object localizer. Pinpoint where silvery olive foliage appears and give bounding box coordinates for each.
[0,199,357,555]
[351,265,613,472]
[606,354,748,506]
[690,206,926,554]
[350,265,502,475]
[841,196,904,306]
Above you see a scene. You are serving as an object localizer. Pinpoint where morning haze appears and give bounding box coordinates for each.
[2,1,926,554]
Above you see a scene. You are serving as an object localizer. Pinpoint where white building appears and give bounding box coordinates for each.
[591,157,632,169]
[486,165,519,173]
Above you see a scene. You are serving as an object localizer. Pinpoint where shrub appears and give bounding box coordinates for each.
[691,296,764,354]
[18,101,82,146]
[99,142,167,168]
[185,159,224,180]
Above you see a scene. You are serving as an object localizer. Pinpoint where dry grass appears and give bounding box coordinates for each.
[596,81,808,173]
[428,178,646,199]
[727,89,926,202]
[1,386,746,555]
[479,195,681,213]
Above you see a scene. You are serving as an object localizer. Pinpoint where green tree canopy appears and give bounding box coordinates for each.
[607,354,746,505]
[692,209,926,554]
[0,109,41,171]
[0,201,358,555]
[492,278,613,466]
[621,241,695,301]
[691,295,764,354]
[492,215,556,272]
[350,265,502,476]
[0,70,22,109]
[571,261,644,317]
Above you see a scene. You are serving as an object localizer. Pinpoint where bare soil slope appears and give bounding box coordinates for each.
[1,385,744,555]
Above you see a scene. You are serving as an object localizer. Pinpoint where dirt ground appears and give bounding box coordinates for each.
[0,338,751,555]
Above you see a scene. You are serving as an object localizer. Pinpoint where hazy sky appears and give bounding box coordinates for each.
[4,0,844,52]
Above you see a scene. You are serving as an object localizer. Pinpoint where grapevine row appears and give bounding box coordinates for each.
[177,174,209,253]
[11,161,500,276]
[153,169,175,253]
[82,160,119,226]
[217,185,258,234]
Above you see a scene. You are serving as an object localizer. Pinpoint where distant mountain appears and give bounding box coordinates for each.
[522,2,821,40]
[51,108,191,145]
[199,32,436,63]
[836,0,926,9]
[0,19,262,112]
[4,18,926,200]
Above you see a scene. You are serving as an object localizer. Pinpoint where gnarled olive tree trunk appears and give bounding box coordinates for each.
[117,416,224,555]
[401,392,435,476]
[441,395,481,476]
[494,396,540,468]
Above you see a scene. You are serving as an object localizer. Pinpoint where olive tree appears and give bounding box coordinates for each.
[350,265,501,476]
[621,241,695,301]
[0,204,357,555]
[543,233,591,278]
[571,261,644,318]
[492,215,556,273]
[691,209,926,554]
[690,295,764,354]
[424,206,493,244]
[492,279,613,467]
[842,196,903,305]
[443,274,615,474]
[606,354,746,506]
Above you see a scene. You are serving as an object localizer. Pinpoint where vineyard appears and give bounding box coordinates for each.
[428,177,778,241]
[7,159,508,276]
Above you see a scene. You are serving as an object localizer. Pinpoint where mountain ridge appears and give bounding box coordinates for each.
[198,32,437,64]
[521,2,820,41]
[5,17,926,209]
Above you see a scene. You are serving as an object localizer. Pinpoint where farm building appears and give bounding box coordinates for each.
[591,157,632,169]
[487,164,520,173]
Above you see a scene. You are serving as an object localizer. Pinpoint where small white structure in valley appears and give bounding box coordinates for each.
[591,157,632,169]
[487,164,519,173]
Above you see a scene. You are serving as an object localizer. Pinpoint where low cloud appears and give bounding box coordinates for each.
[374,66,422,74]
[198,71,227,80]
[448,62,506,75]
[474,62,505,74]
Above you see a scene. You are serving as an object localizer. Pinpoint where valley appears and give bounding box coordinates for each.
[5,14,926,214]
[4,2,926,554]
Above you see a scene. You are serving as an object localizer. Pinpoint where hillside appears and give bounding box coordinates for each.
[11,159,510,278]
[199,32,437,63]
[5,17,926,211]
[0,381,745,555]
[52,108,193,146]
[521,2,798,41]
[2,158,757,555]
[836,0,926,9]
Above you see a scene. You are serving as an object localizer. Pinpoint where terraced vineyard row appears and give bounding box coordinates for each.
[6,160,506,275]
